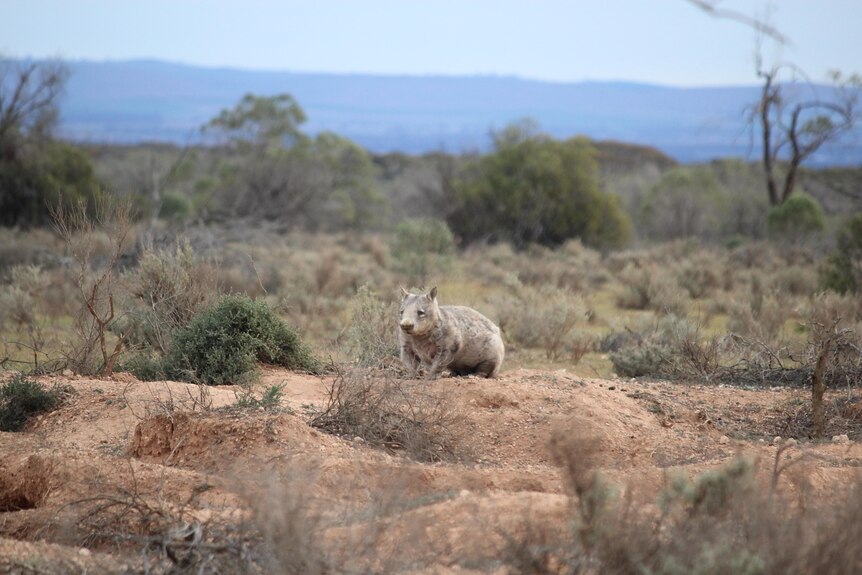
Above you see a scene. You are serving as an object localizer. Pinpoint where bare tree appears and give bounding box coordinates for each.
[0,57,67,146]
[686,2,861,206]
[51,195,134,376]
[755,64,860,206]
[685,0,788,44]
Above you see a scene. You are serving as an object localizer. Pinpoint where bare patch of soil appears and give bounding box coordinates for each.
[0,367,860,572]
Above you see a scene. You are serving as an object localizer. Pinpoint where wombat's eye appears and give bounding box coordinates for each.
[417,310,426,317]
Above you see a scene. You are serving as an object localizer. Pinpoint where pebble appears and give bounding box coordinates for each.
[719,435,730,445]
[772,436,782,445]
[785,438,798,447]
[78,548,91,557]
[832,434,851,445]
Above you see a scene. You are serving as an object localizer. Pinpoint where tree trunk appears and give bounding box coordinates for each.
[811,338,832,438]
[759,75,781,206]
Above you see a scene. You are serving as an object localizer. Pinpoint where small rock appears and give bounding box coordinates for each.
[772,436,782,445]
[608,386,616,391]
[459,489,471,498]
[719,435,730,445]
[785,438,798,447]
[352,436,364,443]
[62,369,73,377]
[78,548,91,557]
[758,438,765,444]
[832,434,851,444]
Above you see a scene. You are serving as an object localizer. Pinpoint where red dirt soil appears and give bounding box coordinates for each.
[0,367,859,573]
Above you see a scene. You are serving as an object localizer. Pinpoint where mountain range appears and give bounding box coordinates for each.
[54,59,861,165]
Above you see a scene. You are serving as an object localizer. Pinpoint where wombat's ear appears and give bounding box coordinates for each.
[428,286,438,301]
[399,286,409,299]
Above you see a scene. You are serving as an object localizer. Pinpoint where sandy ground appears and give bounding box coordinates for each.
[0,366,860,573]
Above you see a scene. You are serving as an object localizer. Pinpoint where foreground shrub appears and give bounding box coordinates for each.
[0,373,63,432]
[528,432,862,575]
[163,294,321,384]
[312,368,464,462]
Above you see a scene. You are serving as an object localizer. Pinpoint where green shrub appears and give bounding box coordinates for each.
[447,122,631,249]
[120,354,166,381]
[235,384,286,410]
[158,191,194,221]
[820,213,862,294]
[0,373,62,432]
[0,141,101,227]
[390,218,455,283]
[163,294,321,385]
[766,193,825,240]
[609,342,671,377]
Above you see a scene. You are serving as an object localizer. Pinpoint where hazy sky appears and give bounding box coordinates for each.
[2,0,860,86]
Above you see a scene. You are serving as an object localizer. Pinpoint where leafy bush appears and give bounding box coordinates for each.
[0,141,101,227]
[120,353,166,381]
[163,294,321,385]
[820,213,862,293]
[447,122,631,249]
[158,191,194,221]
[0,373,63,432]
[389,218,455,283]
[766,193,825,240]
[235,384,286,411]
[609,341,671,377]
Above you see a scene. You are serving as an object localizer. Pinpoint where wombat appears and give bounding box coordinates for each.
[398,287,505,379]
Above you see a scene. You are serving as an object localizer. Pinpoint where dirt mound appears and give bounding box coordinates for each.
[0,456,55,512]
[0,537,128,574]
[1,367,860,572]
[129,409,347,471]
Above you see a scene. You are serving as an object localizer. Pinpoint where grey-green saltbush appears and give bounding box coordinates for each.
[0,373,63,432]
[159,294,321,385]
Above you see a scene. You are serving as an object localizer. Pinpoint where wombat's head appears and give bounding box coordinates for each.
[399,286,440,336]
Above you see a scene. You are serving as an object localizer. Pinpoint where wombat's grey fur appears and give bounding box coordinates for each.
[398,287,504,379]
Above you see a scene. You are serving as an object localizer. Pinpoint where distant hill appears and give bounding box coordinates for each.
[54,59,861,165]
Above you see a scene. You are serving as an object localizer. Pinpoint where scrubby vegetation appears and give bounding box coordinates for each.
[159,294,321,384]
[0,372,66,431]
[5,55,862,575]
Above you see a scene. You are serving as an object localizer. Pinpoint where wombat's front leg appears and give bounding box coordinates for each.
[427,348,455,380]
[400,344,420,378]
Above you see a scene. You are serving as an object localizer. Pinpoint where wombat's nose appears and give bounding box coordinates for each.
[400,320,414,332]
